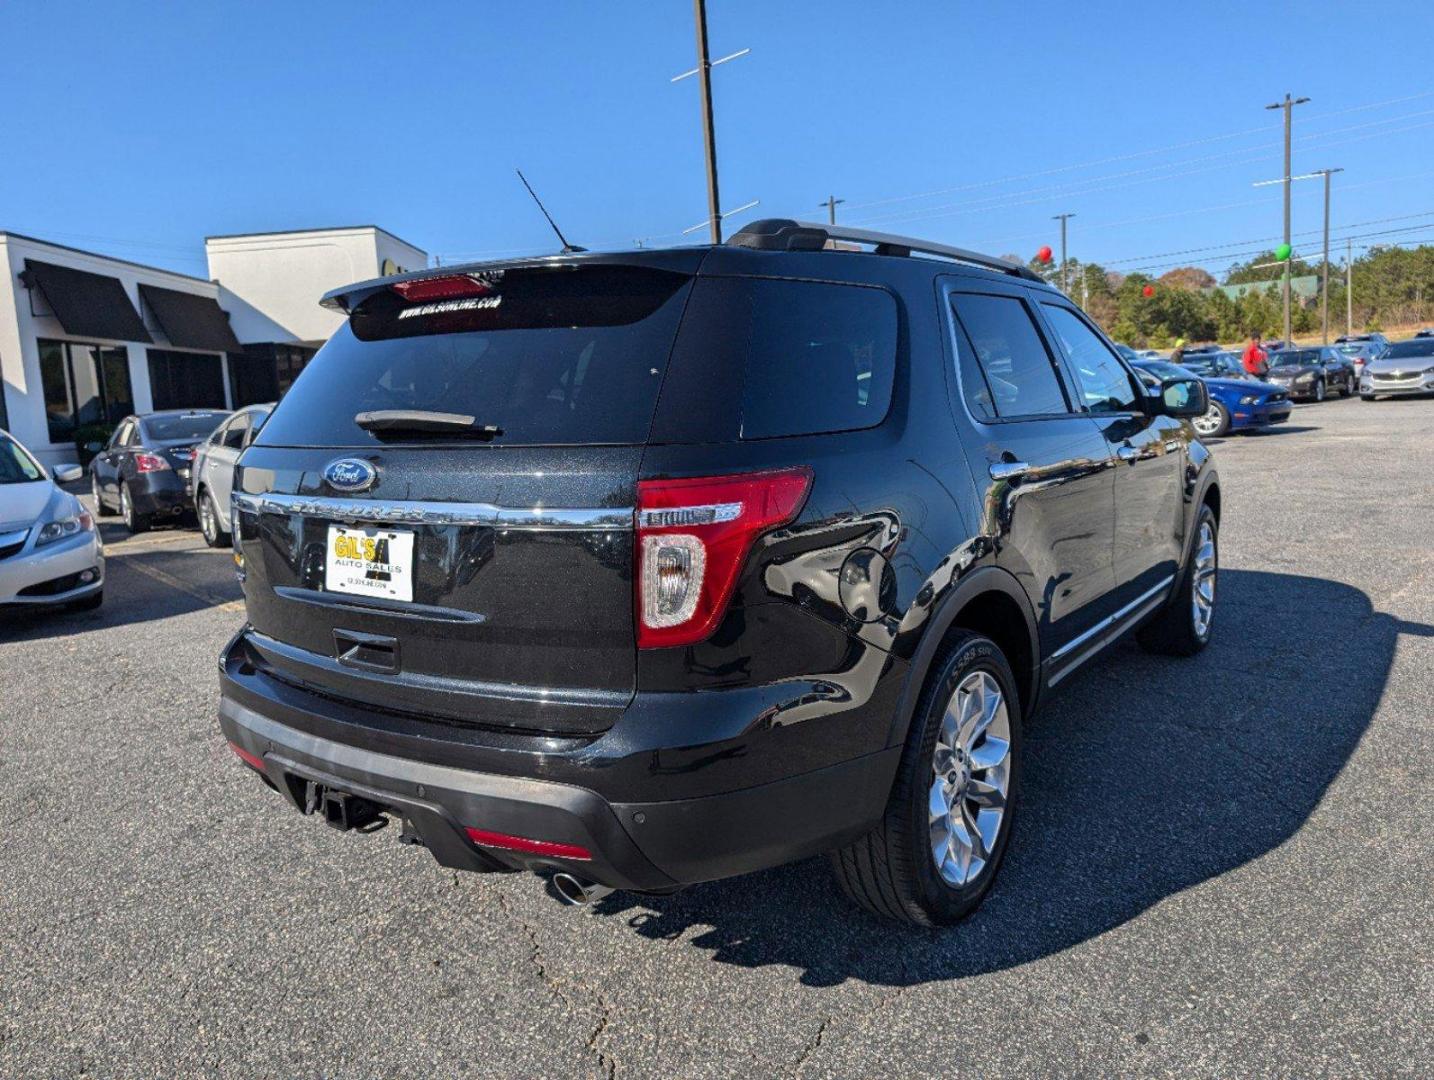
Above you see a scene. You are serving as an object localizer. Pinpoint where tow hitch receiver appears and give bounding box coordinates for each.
[302,780,386,833]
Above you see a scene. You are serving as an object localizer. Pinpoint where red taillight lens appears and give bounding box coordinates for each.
[464,827,592,861]
[133,452,171,473]
[228,741,266,772]
[636,467,812,649]
[390,274,497,303]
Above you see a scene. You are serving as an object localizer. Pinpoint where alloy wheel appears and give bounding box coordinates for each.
[120,486,132,527]
[1191,519,1217,639]
[1192,401,1223,436]
[199,494,216,544]
[1315,380,1326,402]
[929,670,1012,887]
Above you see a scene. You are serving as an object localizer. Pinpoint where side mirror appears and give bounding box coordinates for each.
[1156,376,1208,418]
[53,463,83,483]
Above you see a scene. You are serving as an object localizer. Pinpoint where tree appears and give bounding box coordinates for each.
[1159,266,1217,291]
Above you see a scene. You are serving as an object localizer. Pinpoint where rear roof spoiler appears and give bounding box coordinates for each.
[727,218,1046,283]
[320,248,709,315]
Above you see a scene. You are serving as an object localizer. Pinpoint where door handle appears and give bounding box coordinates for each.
[1116,445,1140,463]
[988,459,1031,482]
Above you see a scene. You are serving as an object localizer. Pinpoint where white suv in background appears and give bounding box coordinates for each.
[0,430,103,612]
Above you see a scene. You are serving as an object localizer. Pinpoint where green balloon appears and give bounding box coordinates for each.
[1275,243,1292,261]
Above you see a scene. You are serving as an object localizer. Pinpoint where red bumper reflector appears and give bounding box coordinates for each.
[464,827,592,862]
[229,741,267,772]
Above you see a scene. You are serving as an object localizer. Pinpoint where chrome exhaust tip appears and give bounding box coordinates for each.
[551,873,615,907]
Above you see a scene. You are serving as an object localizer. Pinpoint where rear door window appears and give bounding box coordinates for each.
[255,265,694,448]
[949,292,1072,419]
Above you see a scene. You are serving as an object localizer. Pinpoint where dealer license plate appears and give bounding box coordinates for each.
[325,525,415,602]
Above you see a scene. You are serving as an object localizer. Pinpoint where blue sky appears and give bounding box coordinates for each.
[4,1,1433,281]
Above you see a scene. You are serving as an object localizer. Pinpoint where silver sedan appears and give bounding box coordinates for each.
[1359,340,1434,400]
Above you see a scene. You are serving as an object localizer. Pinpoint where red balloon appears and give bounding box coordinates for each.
[1142,284,1155,298]
[1036,245,1053,263]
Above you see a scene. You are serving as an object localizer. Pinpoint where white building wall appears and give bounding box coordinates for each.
[0,232,232,466]
[205,227,427,345]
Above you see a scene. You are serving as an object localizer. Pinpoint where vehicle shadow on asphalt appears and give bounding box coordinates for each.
[584,569,1432,986]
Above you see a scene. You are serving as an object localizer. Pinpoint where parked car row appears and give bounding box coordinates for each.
[1113,330,1434,436]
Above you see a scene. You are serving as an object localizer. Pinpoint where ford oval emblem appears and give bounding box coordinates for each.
[323,458,377,493]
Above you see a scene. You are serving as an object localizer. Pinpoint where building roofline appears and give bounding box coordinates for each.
[0,229,214,286]
[204,224,426,253]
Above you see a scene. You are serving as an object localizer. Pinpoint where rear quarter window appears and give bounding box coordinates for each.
[656,277,897,442]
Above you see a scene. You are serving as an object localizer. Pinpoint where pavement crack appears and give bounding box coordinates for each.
[492,889,618,1078]
[790,1015,833,1078]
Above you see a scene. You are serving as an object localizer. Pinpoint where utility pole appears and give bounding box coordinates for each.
[820,195,845,225]
[1052,213,1075,294]
[1312,167,1343,344]
[691,0,722,243]
[1265,93,1310,343]
[1346,238,1354,336]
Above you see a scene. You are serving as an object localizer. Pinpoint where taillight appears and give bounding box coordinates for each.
[391,273,497,303]
[635,467,812,649]
[133,452,171,473]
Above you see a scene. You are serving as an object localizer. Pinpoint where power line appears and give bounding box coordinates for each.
[843,112,1434,232]
[831,91,1434,219]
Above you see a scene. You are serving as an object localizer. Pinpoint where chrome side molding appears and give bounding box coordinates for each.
[233,492,633,531]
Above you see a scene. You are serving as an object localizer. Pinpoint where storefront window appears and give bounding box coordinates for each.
[146,349,226,410]
[228,343,316,407]
[37,338,135,444]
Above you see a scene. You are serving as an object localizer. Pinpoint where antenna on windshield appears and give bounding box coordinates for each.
[515,168,586,254]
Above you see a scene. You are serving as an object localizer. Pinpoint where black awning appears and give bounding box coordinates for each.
[138,283,242,353]
[21,259,152,343]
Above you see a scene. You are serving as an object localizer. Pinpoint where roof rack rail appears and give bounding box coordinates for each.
[727,218,1045,283]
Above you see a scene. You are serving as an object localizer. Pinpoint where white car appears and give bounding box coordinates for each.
[0,429,103,611]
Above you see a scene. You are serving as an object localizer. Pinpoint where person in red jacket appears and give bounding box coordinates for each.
[1242,333,1269,377]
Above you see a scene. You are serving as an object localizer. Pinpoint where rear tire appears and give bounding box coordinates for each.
[1138,503,1218,657]
[91,474,116,517]
[830,631,1022,926]
[1360,393,1376,401]
[120,483,150,534]
[197,489,229,548]
[1344,375,1356,396]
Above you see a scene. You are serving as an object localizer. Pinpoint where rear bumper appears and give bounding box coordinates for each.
[218,631,902,891]
[130,474,190,516]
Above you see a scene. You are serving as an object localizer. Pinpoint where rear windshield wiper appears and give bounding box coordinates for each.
[354,410,503,440]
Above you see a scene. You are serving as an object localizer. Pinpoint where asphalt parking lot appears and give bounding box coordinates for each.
[2,395,1431,1079]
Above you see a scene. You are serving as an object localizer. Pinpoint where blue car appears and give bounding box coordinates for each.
[1133,360,1291,438]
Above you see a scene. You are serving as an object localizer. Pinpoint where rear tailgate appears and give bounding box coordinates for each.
[232,257,702,736]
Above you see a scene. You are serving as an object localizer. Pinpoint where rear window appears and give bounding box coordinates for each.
[145,413,227,440]
[255,265,693,448]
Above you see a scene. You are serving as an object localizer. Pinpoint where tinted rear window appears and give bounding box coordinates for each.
[255,265,692,448]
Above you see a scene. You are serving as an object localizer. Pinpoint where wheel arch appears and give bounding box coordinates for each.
[886,566,1040,750]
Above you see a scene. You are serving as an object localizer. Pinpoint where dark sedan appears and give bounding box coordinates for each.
[1263,347,1357,401]
[89,410,229,533]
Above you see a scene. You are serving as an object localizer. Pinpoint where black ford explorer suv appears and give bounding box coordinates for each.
[219,219,1219,926]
